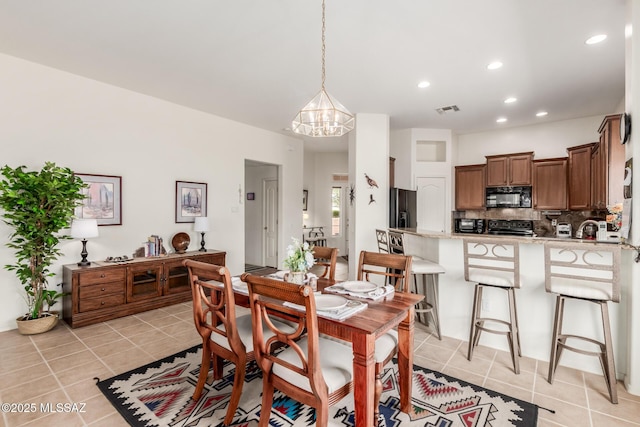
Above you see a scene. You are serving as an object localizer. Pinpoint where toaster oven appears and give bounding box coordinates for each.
[455,218,485,234]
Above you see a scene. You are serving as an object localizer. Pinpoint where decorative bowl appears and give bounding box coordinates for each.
[171,232,190,253]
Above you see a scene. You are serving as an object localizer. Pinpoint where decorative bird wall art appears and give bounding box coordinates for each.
[364,173,378,188]
[369,194,376,204]
[349,184,356,206]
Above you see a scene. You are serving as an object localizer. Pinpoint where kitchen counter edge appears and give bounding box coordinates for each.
[389,228,634,249]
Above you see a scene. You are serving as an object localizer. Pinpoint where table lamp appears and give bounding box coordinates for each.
[70,219,99,266]
[193,217,209,252]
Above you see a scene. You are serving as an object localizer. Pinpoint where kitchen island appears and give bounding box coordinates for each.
[390,227,638,396]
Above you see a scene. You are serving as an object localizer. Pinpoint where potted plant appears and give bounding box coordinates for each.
[283,237,315,284]
[0,162,86,334]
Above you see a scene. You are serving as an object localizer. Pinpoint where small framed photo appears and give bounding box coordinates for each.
[303,189,308,211]
[74,174,122,226]
[176,181,207,223]
[247,192,255,201]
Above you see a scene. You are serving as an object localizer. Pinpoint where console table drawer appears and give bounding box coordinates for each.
[79,293,125,312]
[79,281,125,299]
[79,269,126,286]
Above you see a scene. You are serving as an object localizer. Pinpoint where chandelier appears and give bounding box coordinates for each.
[292,0,354,137]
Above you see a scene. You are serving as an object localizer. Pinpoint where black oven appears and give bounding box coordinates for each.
[455,218,485,234]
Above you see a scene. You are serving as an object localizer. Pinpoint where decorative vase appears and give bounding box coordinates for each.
[285,271,306,285]
[15,312,59,335]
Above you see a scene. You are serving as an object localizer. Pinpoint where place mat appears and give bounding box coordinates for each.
[206,277,248,295]
[284,298,368,321]
[325,283,395,301]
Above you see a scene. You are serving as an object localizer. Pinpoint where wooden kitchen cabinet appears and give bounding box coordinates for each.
[567,143,596,210]
[486,152,533,186]
[533,158,568,210]
[592,114,625,209]
[63,250,226,328]
[455,164,486,210]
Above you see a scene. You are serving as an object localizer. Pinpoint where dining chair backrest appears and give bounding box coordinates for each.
[463,239,520,289]
[387,230,406,255]
[312,246,338,281]
[185,259,256,424]
[376,229,390,253]
[242,273,353,425]
[185,260,245,355]
[357,250,412,291]
[544,241,620,302]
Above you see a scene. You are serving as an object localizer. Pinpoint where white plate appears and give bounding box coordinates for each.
[315,294,348,311]
[341,281,379,293]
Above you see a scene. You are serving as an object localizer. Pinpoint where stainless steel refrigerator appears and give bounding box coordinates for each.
[389,187,417,228]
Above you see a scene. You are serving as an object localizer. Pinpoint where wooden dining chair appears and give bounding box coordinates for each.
[311,245,338,281]
[184,260,292,426]
[356,250,413,422]
[241,273,354,427]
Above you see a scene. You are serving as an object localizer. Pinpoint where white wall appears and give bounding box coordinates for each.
[0,53,303,332]
[348,114,389,277]
[456,115,607,165]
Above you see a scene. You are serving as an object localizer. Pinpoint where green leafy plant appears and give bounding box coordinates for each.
[0,162,86,320]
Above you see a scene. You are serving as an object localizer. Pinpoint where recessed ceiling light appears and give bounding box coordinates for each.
[418,81,430,88]
[504,97,517,104]
[496,117,507,123]
[536,111,548,117]
[487,61,503,70]
[585,34,607,45]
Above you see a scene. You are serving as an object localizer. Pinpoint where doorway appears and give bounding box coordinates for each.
[244,160,279,268]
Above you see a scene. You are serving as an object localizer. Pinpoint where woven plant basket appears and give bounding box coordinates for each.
[16,312,59,335]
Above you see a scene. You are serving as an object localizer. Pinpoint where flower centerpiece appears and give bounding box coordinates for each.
[606,202,623,231]
[283,238,315,284]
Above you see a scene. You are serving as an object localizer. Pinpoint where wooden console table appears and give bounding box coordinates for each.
[62,250,226,328]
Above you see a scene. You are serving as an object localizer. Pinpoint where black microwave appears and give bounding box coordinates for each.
[485,186,532,208]
[455,218,485,234]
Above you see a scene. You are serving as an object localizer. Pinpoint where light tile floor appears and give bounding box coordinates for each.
[1,258,638,426]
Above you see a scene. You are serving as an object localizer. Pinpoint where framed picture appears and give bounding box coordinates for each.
[74,174,122,226]
[303,190,308,211]
[247,192,255,201]
[176,181,207,223]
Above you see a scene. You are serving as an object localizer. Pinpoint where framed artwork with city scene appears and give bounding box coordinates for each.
[176,181,207,223]
[74,173,122,226]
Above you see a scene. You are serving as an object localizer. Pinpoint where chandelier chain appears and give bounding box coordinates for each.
[321,0,326,90]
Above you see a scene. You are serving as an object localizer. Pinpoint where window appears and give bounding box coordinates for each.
[332,187,341,236]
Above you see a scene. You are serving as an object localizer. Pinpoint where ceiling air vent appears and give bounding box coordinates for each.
[435,105,460,114]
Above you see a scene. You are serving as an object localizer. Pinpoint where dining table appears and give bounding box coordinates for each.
[233,274,424,427]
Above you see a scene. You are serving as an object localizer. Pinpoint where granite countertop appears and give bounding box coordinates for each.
[389,227,631,248]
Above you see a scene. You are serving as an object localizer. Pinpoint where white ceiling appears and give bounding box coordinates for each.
[0,0,627,152]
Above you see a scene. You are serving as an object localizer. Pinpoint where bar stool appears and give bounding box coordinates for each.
[375,228,389,253]
[388,230,445,339]
[544,242,621,403]
[463,238,521,373]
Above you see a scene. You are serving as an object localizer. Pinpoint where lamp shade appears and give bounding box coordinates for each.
[193,217,210,232]
[70,219,99,239]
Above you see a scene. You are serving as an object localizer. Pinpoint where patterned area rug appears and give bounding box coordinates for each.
[96,346,538,427]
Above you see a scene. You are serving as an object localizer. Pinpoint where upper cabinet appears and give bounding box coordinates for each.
[592,114,625,209]
[455,164,486,210]
[485,152,533,186]
[567,143,596,210]
[532,158,568,210]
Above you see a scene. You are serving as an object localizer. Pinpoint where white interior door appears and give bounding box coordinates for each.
[416,177,446,232]
[262,178,278,267]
